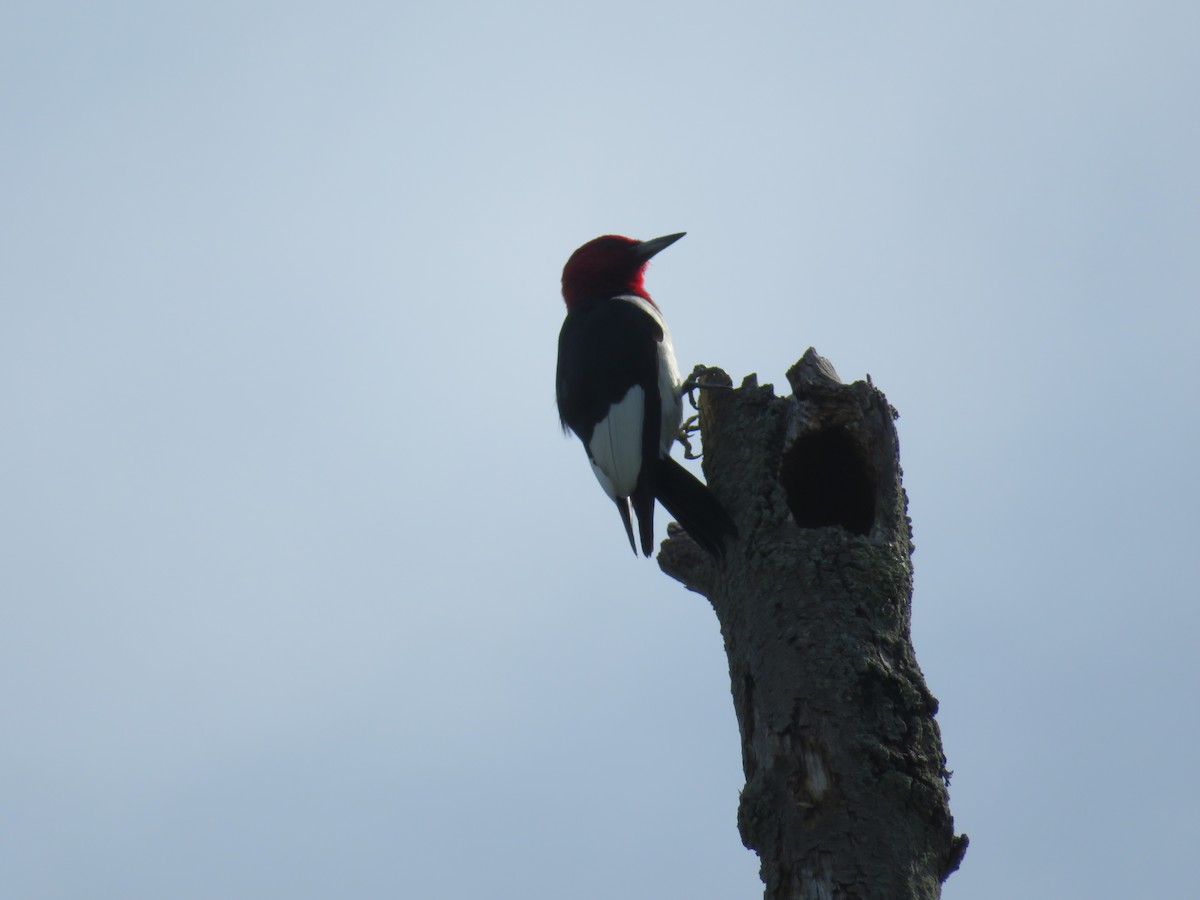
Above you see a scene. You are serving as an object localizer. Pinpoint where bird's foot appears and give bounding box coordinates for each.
[678,365,732,459]
[678,414,702,459]
[681,364,733,411]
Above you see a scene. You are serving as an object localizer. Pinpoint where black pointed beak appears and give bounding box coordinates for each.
[635,232,686,261]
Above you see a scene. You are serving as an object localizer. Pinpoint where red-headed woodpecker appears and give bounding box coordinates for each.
[556,232,735,557]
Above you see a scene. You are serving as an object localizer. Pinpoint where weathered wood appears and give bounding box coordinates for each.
[660,350,966,900]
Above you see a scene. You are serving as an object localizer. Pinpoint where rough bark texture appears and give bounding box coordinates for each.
[660,350,967,900]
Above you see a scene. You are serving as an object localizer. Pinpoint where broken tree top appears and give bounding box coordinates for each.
[658,349,966,900]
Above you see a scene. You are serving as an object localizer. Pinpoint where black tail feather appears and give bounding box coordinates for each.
[614,497,638,555]
[632,487,657,557]
[654,456,737,558]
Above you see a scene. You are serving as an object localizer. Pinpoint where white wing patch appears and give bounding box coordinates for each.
[587,384,645,500]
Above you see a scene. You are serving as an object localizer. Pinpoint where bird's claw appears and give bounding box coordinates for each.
[681,364,732,410]
[677,365,731,458]
[678,414,702,459]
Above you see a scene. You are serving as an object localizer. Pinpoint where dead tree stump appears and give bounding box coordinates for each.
[660,349,967,900]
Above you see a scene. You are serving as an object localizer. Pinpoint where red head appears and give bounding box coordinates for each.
[561,232,685,309]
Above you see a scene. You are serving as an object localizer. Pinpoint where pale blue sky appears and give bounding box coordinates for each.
[3,2,1197,898]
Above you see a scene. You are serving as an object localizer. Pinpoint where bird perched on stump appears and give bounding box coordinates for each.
[555,232,736,557]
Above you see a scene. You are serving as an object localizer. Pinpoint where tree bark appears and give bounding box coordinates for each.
[660,350,967,900]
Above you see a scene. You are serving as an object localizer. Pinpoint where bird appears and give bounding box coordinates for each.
[555,232,736,557]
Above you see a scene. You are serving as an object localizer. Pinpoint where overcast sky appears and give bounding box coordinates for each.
[3,2,1197,898]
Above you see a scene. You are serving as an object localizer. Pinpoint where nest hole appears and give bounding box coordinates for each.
[780,427,875,535]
